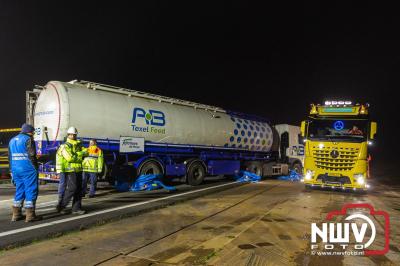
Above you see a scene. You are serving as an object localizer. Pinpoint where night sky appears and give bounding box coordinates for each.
[0,2,398,163]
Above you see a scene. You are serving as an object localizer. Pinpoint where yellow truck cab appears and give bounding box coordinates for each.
[300,101,377,191]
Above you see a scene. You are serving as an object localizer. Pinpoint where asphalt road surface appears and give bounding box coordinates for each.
[0,172,399,265]
[0,177,241,249]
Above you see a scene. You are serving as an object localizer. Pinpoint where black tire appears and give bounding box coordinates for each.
[291,162,303,175]
[305,184,313,191]
[245,161,263,177]
[187,161,206,186]
[138,160,163,176]
[109,164,135,185]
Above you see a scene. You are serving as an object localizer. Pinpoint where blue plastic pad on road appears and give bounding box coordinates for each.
[278,170,302,182]
[234,171,261,183]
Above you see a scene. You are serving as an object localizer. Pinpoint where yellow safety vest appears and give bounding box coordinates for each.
[82,145,104,173]
[59,139,86,173]
[55,144,66,173]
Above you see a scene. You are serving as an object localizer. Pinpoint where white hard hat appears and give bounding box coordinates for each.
[67,126,78,135]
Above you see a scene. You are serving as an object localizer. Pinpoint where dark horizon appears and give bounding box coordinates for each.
[1,2,398,163]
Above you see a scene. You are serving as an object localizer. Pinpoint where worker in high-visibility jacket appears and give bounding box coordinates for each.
[8,124,41,222]
[82,139,104,198]
[56,127,87,215]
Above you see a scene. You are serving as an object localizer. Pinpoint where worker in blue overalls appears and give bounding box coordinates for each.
[8,124,41,222]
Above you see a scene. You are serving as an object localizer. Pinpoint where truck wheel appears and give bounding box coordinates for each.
[245,162,263,177]
[187,161,206,186]
[138,160,163,176]
[291,162,303,175]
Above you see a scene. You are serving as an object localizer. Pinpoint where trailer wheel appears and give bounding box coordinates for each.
[187,161,206,186]
[245,162,263,177]
[291,161,303,175]
[138,160,163,176]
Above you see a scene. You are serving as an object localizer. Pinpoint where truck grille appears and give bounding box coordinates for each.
[316,174,352,185]
[312,146,359,171]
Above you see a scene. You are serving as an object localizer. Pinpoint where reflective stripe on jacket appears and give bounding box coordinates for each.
[82,145,104,173]
[8,133,38,172]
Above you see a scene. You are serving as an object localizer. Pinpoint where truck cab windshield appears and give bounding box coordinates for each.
[307,119,368,142]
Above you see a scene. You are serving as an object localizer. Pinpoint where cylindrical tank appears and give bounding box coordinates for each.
[33,81,274,152]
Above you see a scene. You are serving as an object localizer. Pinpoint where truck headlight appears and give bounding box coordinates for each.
[305,170,314,180]
[354,174,365,185]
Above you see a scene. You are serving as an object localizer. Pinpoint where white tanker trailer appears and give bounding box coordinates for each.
[26,80,304,185]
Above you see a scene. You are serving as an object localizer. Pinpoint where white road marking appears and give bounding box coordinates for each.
[37,207,57,212]
[0,181,241,238]
[35,201,58,207]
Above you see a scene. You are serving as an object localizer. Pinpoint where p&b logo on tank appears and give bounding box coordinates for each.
[131,108,166,134]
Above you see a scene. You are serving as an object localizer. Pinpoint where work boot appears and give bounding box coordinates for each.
[55,204,64,213]
[60,209,70,215]
[25,208,42,222]
[11,206,22,222]
[72,209,86,215]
